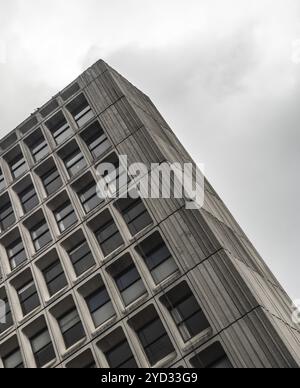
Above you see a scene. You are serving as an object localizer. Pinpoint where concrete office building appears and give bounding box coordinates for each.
[0,60,299,369]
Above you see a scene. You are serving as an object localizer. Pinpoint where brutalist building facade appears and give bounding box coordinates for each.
[0,60,299,369]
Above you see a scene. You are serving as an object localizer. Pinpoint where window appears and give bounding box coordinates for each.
[105,338,137,369]
[54,200,77,233]
[46,111,73,145]
[0,169,6,192]
[17,279,40,316]
[136,232,178,285]
[9,152,27,180]
[0,293,13,334]
[139,318,174,365]
[67,238,96,277]
[76,177,103,213]
[116,264,146,306]
[3,348,24,369]
[93,210,124,257]
[25,130,49,162]
[40,100,59,119]
[98,328,138,369]
[31,329,56,368]
[109,255,147,307]
[61,82,80,101]
[162,282,210,342]
[41,165,62,196]
[58,308,86,349]
[81,121,110,159]
[0,195,15,232]
[66,350,96,369]
[43,260,68,297]
[59,142,87,178]
[7,236,27,270]
[116,196,152,236]
[86,286,115,328]
[190,343,233,369]
[30,218,52,252]
[67,94,94,127]
[131,307,175,366]
[18,183,39,214]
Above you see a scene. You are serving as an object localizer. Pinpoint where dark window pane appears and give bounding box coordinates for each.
[117,197,152,236]
[3,348,24,369]
[55,201,77,233]
[69,240,95,277]
[95,214,124,257]
[106,339,138,369]
[18,280,40,316]
[7,238,27,270]
[138,316,174,366]
[190,343,233,369]
[31,329,56,368]
[19,185,39,213]
[44,260,68,296]
[137,233,178,284]
[42,167,62,196]
[59,309,85,349]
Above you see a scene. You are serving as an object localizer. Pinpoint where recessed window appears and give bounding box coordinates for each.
[19,116,38,136]
[6,234,27,270]
[40,99,59,119]
[67,94,94,128]
[46,111,73,145]
[61,83,80,101]
[161,282,210,342]
[72,173,103,214]
[83,277,115,328]
[2,347,24,369]
[136,232,178,285]
[98,328,138,369]
[0,288,13,334]
[0,194,16,232]
[63,231,96,277]
[58,307,86,349]
[190,343,233,369]
[115,195,152,236]
[43,168,62,195]
[15,177,39,215]
[25,129,49,163]
[53,199,77,233]
[108,254,147,307]
[129,306,175,366]
[81,121,110,159]
[66,349,96,369]
[28,215,52,252]
[43,259,68,297]
[30,328,56,368]
[36,158,63,197]
[58,141,87,178]
[6,148,28,180]
[17,279,40,316]
[90,210,124,257]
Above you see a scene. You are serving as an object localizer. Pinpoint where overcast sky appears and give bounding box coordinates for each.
[0,0,299,299]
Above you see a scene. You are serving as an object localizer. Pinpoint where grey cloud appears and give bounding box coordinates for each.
[0,36,56,135]
[0,0,299,299]
[101,26,300,298]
